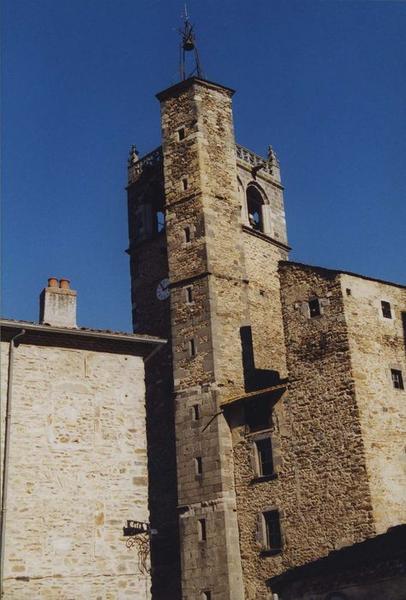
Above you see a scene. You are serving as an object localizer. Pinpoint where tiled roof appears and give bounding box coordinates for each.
[0,318,166,345]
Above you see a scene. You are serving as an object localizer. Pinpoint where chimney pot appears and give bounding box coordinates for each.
[39,278,77,328]
[59,278,70,290]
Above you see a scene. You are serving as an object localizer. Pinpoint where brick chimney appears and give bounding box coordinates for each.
[39,278,77,328]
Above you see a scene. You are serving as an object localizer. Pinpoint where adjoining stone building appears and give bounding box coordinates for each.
[127,75,406,600]
[0,278,165,599]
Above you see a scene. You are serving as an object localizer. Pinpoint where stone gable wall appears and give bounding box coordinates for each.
[341,274,406,534]
[0,341,149,599]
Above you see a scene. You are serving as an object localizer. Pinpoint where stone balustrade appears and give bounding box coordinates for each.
[128,143,278,183]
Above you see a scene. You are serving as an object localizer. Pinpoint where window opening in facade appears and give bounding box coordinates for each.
[381,301,392,319]
[195,456,203,475]
[263,510,282,550]
[186,286,193,303]
[391,369,404,390]
[246,186,264,232]
[309,298,321,318]
[189,338,196,357]
[198,518,207,541]
[255,437,274,476]
[192,404,200,420]
[184,226,191,242]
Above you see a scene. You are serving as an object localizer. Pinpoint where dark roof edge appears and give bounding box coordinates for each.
[156,77,235,102]
[279,261,406,290]
[0,319,166,352]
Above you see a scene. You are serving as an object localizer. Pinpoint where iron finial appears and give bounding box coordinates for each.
[179,5,203,81]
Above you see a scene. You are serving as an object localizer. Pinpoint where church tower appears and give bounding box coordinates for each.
[127,75,289,599]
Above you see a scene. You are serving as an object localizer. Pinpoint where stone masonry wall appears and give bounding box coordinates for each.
[341,274,406,534]
[0,341,150,599]
[276,264,375,572]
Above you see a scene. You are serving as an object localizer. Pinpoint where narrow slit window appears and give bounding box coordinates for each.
[309,298,321,318]
[263,510,282,550]
[255,438,274,476]
[381,301,392,319]
[192,404,200,420]
[184,226,191,243]
[195,457,203,475]
[198,518,207,541]
[391,369,404,390]
[182,178,188,191]
[178,127,185,141]
[189,339,196,357]
[186,286,193,303]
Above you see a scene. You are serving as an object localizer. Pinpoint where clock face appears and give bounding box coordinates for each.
[156,278,170,301]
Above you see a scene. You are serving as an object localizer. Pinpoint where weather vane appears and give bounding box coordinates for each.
[179,4,203,81]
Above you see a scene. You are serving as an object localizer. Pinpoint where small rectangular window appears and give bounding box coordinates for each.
[186,286,193,303]
[195,457,203,475]
[309,298,321,318]
[255,438,274,477]
[202,592,211,600]
[381,301,392,319]
[263,510,282,550]
[189,339,196,358]
[198,518,207,541]
[192,404,200,420]
[184,226,191,243]
[182,178,188,191]
[391,369,404,390]
[178,127,185,141]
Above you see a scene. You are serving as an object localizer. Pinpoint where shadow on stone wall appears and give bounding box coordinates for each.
[240,325,280,391]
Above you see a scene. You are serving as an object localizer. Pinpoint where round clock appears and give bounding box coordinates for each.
[156,278,170,300]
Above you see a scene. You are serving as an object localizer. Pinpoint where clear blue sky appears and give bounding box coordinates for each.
[2,0,405,331]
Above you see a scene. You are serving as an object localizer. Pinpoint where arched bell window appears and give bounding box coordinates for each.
[246,185,264,232]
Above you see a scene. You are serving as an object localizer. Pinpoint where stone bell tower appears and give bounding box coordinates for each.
[157,77,246,599]
[127,73,289,599]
